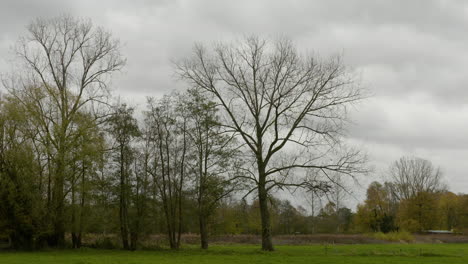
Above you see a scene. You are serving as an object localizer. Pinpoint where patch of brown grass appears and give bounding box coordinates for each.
[76,233,468,249]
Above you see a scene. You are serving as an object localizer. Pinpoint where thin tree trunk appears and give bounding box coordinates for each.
[310,192,315,234]
[258,171,274,251]
[130,161,141,251]
[130,232,138,251]
[71,171,77,248]
[77,162,86,248]
[52,152,66,247]
[176,122,187,250]
[199,214,208,249]
[47,157,51,208]
[119,145,130,250]
[120,189,130,249]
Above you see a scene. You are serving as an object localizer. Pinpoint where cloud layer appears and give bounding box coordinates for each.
[1,0,468,206]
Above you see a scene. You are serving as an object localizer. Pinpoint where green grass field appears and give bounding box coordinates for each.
[1,244,467,264]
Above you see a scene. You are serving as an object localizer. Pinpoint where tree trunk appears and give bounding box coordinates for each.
[51,155,66,248]
[199,214,209,249]
[130,232,137,251]
[71,176,77,249]
[119,146,130,250]
[119,192,130,250]
[47,152,52,209]
[71,233,78,249]
[258,174,274,251]
[77,162,86,249]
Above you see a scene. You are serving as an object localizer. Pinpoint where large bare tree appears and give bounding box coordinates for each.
[388,156,446,201]
[3,15,125,247]
[177,36,366,251]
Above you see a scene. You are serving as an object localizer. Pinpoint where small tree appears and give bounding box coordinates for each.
[182,88,241,249]
[107,104,140,250]
[68,112,105,248]
[355,181,397,233]
[145,94,189,249]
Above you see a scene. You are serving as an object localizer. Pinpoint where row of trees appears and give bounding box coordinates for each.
[213,198,354,235]
[0,15,366,251]
[355,156,468,233]
[0,81,241,250]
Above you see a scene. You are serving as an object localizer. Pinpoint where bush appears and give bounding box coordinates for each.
[399,219,420,233]
[367,231,414,243]
[91,236,118,249]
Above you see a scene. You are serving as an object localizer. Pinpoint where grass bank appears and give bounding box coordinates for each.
[1,244,468,264]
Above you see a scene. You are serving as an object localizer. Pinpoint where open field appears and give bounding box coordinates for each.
[1,244,468,264]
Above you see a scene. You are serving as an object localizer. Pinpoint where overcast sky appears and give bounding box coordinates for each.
[1,0,468,207]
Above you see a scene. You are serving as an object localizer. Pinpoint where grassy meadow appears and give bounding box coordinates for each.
[1,244,468,264]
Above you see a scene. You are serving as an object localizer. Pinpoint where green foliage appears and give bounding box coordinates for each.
[310,202,354,234]
[354,182,398,233]
[90,236,119,249]
[399,219,421,233]
[398,191,439,232]
[355,178,468,234]
[367,231,414,242]
[0,99,43,249]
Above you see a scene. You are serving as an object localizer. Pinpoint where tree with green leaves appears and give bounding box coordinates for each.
[398,191,439,232]
[68,112,106,248]
[355,181,397,233]
[182,88,241,249]
[0,97,40,249]
[3,14,124,247]
[107,104,140,250]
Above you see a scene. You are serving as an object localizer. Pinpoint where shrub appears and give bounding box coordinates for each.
[399,219,420,233]
[91,236,118,249]
[367,231,414,243]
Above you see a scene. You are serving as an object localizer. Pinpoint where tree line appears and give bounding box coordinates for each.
[355,156,468,234]
[0,15,367,251]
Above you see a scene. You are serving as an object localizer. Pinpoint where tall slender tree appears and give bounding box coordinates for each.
[182,88,241,249]
[4,15,124,246]
[107,104,140,250]
[69,112,105,248]
[145,95,189,249]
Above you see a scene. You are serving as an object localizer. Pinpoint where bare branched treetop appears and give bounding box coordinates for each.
[177,36,368,251]
[7,14,125,121]
[388,156,446,201]
[177,36,367,190]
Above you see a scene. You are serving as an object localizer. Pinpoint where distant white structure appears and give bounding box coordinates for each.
[425,230,454,234]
